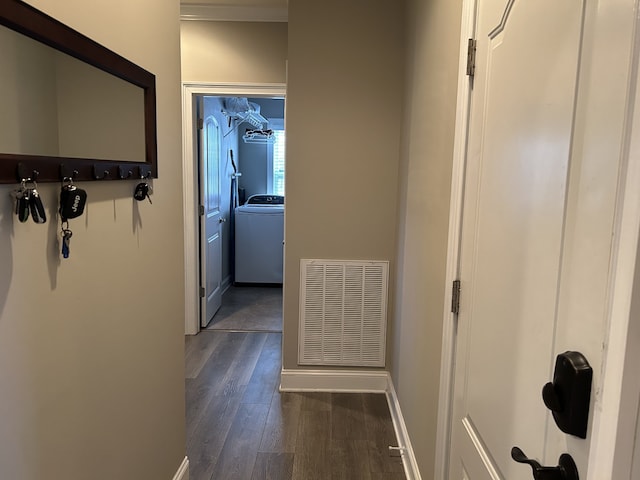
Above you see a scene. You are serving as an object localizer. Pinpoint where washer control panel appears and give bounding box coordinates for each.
[246,194,284,205]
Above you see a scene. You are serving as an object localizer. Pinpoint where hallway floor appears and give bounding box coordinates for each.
[205,285,283,332]
[185,330,406,480]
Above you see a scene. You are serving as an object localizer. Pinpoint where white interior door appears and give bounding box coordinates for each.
[449,0,604,478]
[200,111,223,328]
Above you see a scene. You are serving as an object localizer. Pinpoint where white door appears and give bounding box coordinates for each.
[449,0,636,478]
[200,112,223,328]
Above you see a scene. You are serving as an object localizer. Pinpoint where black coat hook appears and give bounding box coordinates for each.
[93,165,110,180]
[138,165,151,179]
[16,162,39,182]
[60,164,79,182]
[118,166,133,179]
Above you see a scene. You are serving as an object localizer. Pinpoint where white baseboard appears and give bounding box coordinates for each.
[279,368,389,392]
[278,369,420,479]
[386,379,422,480]
[172,456,189,480]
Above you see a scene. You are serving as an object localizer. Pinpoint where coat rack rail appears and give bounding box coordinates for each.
[10,162,155,183]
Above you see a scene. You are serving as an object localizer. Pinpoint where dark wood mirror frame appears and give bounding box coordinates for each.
[0,0,157,183]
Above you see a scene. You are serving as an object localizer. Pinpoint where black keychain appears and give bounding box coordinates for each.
[59,179,87,259]
[29,185,46,224]
[61,225,73,259]
[134,182,153,204]
[13,182,30,223]
[59,181,87,221]
[13,180,46,224]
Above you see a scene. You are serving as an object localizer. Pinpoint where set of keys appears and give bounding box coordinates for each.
[12,180,47,224]
[134,181,153,204]
[59,179,87,259]
[60,224,73,259]
[11,176,149,259]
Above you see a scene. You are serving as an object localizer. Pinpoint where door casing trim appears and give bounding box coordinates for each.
[433,0,477,477]
[181,82,287,335]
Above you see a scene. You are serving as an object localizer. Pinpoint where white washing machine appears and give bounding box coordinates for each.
[235,195,284,284]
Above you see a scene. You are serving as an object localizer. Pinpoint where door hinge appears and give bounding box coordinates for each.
[197,117,204,130]
[451,280,461,315]
[199,205,205,216]
[466,38,477,77]
[199,286,205,298]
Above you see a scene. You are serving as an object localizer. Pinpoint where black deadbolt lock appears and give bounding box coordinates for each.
[542,351,592,438]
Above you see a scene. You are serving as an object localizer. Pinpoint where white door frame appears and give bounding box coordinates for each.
[435,0,640,478]
[433,0,477,476]
[181,82,286,335]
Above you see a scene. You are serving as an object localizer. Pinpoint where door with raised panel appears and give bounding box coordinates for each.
[449,0,596,478]
[200,112,223,328]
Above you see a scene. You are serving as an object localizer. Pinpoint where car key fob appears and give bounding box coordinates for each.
[60,185,87,220]
[16,189,30,223]
[29,188,46,224]
[134,182,152,204]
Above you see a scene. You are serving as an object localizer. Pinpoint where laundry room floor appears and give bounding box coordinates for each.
[205,285,282,332]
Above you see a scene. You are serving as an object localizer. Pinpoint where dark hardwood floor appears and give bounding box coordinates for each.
[185,330,406,480]
[205,286,283,332]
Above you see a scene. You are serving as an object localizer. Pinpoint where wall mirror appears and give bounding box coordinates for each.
[0,0,157,183]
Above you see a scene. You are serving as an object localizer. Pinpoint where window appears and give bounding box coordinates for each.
[267,118,285,196]
[272,129,285,196]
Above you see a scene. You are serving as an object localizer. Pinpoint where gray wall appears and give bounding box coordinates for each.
[392,0,462,476]
[181,21,287,84]
[283,0,404,370]
[0,1,186,478]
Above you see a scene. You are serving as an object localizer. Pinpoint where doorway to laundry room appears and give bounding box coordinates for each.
[195,94,286,333]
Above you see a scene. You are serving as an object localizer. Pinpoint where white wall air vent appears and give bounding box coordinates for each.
[299,259,388,367]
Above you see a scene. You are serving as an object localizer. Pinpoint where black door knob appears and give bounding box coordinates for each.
[511,447,579,480]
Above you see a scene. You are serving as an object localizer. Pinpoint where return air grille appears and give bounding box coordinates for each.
[299,259,388,367]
